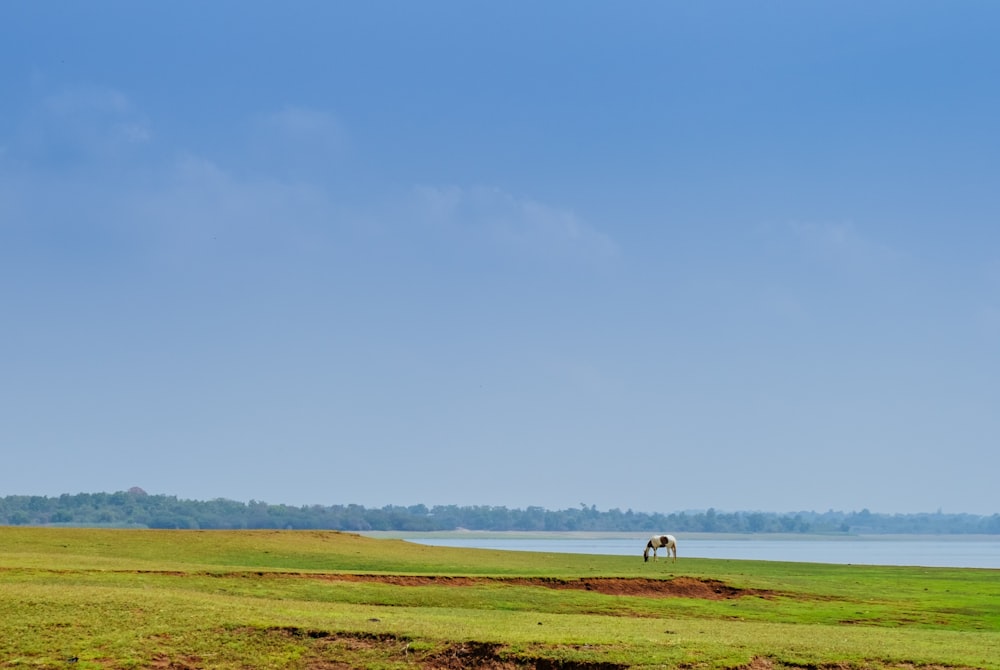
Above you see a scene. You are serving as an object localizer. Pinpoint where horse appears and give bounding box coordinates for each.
[643,534,677,562]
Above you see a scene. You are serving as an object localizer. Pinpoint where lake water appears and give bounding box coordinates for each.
[399,535,1000,569]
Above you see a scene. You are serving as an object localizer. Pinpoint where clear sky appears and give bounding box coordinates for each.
[2,2,998,515]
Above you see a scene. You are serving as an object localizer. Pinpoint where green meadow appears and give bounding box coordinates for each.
[1,527,997,669]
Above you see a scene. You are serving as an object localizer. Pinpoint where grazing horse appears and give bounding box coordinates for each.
[643,534,677,562]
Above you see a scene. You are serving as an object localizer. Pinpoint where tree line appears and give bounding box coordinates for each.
[1,490,997,534]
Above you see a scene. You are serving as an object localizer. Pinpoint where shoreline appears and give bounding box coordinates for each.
[359,530,1000,542]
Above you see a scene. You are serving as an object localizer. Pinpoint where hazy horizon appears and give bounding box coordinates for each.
[2,488,994,519]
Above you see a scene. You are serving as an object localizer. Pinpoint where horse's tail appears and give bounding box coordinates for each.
[643,541,651,562]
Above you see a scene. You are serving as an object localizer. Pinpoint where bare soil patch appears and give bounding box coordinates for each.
[266,630,625,669]
[318,574,767,600]
[254,629,976,670]
[421,640,627,669]
[142,570,768,600]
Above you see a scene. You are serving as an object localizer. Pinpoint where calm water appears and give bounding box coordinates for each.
[404,535,1000,569]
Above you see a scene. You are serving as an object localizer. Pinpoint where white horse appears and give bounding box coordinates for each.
[643,534,677,562]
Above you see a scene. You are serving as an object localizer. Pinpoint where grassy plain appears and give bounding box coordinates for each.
[0,527,997,669]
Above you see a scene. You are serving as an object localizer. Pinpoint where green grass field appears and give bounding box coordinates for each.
[1,527,997,669]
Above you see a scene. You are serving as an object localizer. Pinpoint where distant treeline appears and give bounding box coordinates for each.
[1,490,998,534]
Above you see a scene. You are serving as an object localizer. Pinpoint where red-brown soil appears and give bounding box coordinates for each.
[136,568,767,599]
[312,574,767,599]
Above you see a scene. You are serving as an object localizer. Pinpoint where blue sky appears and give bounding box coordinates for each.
[2,2,998,514]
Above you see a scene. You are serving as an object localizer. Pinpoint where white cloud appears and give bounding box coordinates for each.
[412,185,619,264]
[255,106,345,146]
[5,88,610,276]
[112,153,338,257]
[0,144,336,268]
[784,220,901,267]
[10,84,152,164]
[120,123,151,144]
[243,106,347,178]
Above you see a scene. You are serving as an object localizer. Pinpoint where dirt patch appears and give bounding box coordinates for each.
[319,574,766,600]
[740,658,775,670]
[559,576,755,599]
[135,570,767,600]
[147,653,204,670]
[420,641,518,669]
[422,641,627,669]
[261,630,626,669]
[256,629,977,670]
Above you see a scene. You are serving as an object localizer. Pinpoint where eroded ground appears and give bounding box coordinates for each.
[312,574,767,600]
[74,572,986,669]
